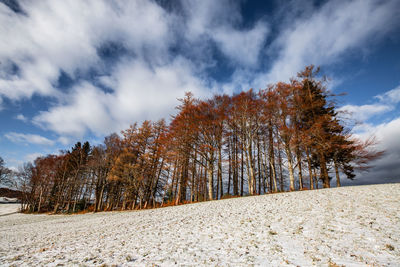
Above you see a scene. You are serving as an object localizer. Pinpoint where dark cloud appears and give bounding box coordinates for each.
[0,0,24,14]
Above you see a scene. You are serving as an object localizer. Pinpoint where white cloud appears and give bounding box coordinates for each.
[374,118,400,151]
[3,0,257,140]
[1,0,268,104]
[57,136,72,146]
[346,117,400,185]
[257,0,400,84]
[180,0,269,67]
[34,57,213,138]
[33,82,114,137]
[5,132,55,146]
[212,22,269,67]
[0,0,172,101]
[338,104,393,122]
[15,114,28,122]
[109,57,212,123]
[25,153,43,163]
[338,84,400,122]
[340,85,400,185]
[375,85,400,104]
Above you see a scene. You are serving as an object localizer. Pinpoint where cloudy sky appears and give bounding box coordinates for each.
[0,0,399,185]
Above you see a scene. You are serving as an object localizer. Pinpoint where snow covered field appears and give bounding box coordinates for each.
[0,203,19,216]
[0,183,399,266]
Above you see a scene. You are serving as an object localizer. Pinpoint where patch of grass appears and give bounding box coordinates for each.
[295,226,303,234]
[386,244,395,251]
[11,255,23,261]
[328,259,344,267]
[126,255,136,262]
[220,194,240,200]
[269,230,277,235]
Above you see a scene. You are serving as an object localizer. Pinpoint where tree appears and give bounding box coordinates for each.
[88,145,109,212]
[296,66,339,188]
[230,90,263,195]
[169,92,199,202]
[0,157,12,187]
[274,82,297,191]
[15,162,34,211]
[260,87,279,193]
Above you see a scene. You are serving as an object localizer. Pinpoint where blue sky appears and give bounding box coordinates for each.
[0,0,399,184]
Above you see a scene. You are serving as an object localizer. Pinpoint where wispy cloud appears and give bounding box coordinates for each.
[347,117,400,185]
[257,0,400,84]
[25,153,43,163]
[340,85,400,184]
[338,104,393,122]
[5,132,55,146]
[15,114,28,123]
[180,0,269,67]
[375,85,400,104]
[338,84,400,122]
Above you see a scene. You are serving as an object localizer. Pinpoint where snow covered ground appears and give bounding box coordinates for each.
[0,183,399,266]
[0,197,19,203]
[0,197,20,216]
[0,203,20,216]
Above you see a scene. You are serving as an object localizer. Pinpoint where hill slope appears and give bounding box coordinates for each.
[0,188,22,199]
[1,184,399,266]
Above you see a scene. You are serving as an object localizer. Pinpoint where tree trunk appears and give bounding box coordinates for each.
[267,129,277,192]
[320,152,330,188]
[285,143,296,191]
[257,136,262,194]
[207,160,214,201]
[216,168,219,200]
[277,142,284,192]
[169,159,177,203]
[227,138,232,195]
[190,157,196,202]
[218,145,223,198]
[233,134,239,195]
[306,148,314,190]
[97,183,105,211]
[334,158,341,187]
[197,159,204,201]
[296,147,304,190]
[175,165,183,205]
[173,164,180,202]
[240,147,244,196]
[245,139,255,195]
[38,188,43,212]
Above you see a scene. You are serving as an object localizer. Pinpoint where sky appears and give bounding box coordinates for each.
[0,0,399,185]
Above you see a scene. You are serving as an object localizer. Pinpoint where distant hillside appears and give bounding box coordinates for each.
[0,187,22,199]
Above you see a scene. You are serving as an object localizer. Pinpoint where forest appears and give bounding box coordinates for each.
[3,66,383,213]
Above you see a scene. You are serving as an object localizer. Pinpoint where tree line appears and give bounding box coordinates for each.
[7,66,383,213]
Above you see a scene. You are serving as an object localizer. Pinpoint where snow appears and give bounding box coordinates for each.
[0,183,399,266]
[0,204,20,216]
[0,197,19,203]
